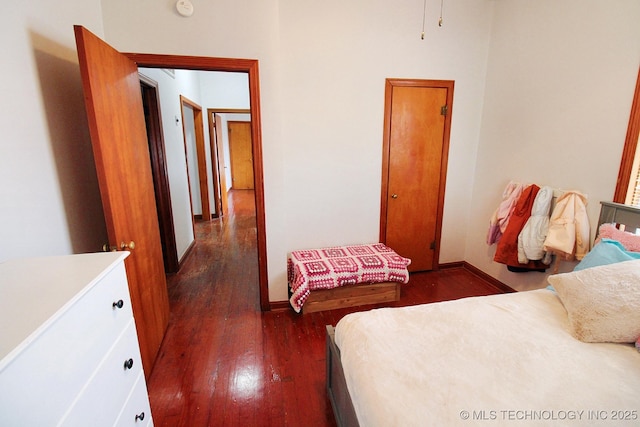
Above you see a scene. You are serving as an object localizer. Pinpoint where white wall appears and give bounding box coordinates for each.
[5,1,639,303]
[199,72,250,109]
[182,105,200,215]
[466,0,640,291]
[102,1,289,301]
[0,0,106,262]
[101,0,494,301]
[277,0,494,267]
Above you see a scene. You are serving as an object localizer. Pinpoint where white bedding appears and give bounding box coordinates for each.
[335,290,640,426]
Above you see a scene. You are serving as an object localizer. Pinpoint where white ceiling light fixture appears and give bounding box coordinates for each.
[176,0,194,17]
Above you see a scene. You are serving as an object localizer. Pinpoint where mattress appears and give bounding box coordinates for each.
[334,289,640,426]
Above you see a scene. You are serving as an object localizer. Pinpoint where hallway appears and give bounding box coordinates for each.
[148,189,335,426]
[146,189,505,426]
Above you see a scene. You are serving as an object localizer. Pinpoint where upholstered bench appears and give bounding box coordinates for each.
[287,243,411,313]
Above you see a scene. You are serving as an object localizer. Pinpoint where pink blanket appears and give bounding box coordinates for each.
[288,243,411,313]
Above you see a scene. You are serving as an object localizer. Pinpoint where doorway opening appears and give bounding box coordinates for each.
[129,54,269,311]
[207,109,251,219]
[140,75,180,274]
[179,95,211,222]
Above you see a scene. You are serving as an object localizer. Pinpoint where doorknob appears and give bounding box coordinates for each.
[391,194,398,199]
[102,241,135,252]
[121,241,136,251]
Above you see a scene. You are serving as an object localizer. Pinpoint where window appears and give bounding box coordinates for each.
[614,67,640,205]
[626,136,640,205]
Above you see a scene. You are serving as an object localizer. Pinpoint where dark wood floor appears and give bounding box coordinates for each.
[146,189,506,426]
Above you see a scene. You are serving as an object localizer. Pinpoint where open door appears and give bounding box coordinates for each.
[208,112,229,217]
[74,26,170,376]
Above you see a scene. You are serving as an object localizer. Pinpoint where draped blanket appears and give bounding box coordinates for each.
[288,243,411,313]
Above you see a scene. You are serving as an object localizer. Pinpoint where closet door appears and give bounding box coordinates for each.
[380,79,454,272]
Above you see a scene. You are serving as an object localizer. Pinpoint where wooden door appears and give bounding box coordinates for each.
[208,112,229,217]
[228,121,254,189]
[380,79,454,272]
[214,114,229,216]
[74,26,170,376]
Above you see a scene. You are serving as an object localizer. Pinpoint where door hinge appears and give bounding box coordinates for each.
[430,240,436,250]
[440,105,448,116]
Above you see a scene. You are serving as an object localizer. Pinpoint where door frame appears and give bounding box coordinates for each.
[139,73,180,274]
[125,53,270,311]
[207,108,250,217]
[614,66,640,202]
[207,111,224,218]
[180,95,211,221]
[379,78,455,271]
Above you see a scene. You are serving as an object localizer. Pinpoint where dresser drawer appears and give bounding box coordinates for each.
[0,261,133,426]
[60,320,144,426]
[115,371,154,427]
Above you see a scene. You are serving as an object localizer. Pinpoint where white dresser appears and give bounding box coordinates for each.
[0,252,153,426]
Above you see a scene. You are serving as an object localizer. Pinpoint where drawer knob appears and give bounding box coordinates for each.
[124,358,134,370]
[112,299,124,309]
[135,412,145,422]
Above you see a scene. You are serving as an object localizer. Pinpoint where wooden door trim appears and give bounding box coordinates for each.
[209,108,251,114]
[207,110,222,218]
[208,110,242,217]
[180,95,211,221]
[125,53,269,311]
[614,66,640,203]
[379,78,455,271]
[214,113,229,216]
[139,74,180,274]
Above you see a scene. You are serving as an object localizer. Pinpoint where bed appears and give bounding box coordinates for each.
[326,202,640,426]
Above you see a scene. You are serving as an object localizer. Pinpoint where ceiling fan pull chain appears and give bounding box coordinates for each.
[421,0,427,39]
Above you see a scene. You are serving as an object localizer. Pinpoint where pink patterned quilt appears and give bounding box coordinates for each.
[287,243,411,313]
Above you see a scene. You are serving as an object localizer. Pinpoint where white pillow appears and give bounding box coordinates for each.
[547,259,640,343]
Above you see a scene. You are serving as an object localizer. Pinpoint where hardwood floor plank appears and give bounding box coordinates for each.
[147,189,505,426]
